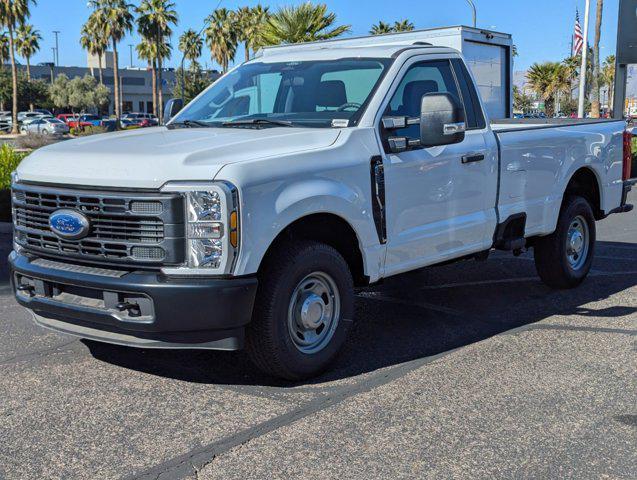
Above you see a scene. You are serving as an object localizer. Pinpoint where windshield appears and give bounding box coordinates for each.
[172,58,392,128]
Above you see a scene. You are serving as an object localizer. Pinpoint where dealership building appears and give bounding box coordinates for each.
[24,52,220,115]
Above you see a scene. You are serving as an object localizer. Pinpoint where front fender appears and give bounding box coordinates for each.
[236,178,383,281]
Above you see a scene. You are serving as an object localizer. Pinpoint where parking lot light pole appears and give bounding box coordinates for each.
[578,0,591,118]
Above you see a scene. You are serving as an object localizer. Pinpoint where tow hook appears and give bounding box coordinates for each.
[116,301,141,318]
[17,284,35,297]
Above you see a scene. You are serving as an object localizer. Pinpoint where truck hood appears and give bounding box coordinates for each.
[17,126,341,189]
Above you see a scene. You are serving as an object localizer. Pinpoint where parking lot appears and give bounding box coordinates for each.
[0,191,635,479]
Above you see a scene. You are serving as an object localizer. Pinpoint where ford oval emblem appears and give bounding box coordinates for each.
[49,209,91,240]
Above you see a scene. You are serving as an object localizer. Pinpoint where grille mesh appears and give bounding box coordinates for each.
[11,185,181,265]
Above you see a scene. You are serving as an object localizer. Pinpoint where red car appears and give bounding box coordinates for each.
[57,114,93,129]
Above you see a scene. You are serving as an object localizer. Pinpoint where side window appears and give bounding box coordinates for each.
[385,60,460,138]
[451,58,486,129]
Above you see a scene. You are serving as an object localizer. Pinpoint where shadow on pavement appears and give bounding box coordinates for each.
[84,240,637,387]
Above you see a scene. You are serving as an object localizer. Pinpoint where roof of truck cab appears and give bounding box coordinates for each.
[250,45,460,63]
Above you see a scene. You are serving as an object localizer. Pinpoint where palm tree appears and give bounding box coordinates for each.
[80,13,109,85]
[205,8,238,73]
[370,21,392,35]
[0,0,35,134]
[393,20,414,32]
[178,28,202,66]
[89,0,134,121]
[601,54,615,115]
[15,23,39,111]
[261,2,350,45]
[0,31,8,66]
[237,5,269,61]
[15,23,39,80]
[136,39,157,116]
[137,0,177,123]
[590,0,604,118]
[526,62,570,117]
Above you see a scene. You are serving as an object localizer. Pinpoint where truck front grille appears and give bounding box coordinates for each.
[12,184,185,267]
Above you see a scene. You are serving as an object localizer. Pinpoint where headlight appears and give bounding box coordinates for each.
[160,182,240,276]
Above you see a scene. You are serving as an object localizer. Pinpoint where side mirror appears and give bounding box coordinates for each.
[420,93,466,148]
[163,98,184,124]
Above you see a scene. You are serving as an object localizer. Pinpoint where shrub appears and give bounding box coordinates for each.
[70,125,108,137]
[14,132,56,150]
[0,144,27,190]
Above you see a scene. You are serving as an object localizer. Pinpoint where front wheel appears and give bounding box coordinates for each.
[534,196,596,289]
[246,240,354,380]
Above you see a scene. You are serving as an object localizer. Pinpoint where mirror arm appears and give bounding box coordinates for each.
[381,116,420,130]
[387,136,422,153]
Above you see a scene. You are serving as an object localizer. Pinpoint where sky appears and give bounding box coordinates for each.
[28,0,623,72]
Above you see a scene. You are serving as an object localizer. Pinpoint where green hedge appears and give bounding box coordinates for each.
[0,144,27,190]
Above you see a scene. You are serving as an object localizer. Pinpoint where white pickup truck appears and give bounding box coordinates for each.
[10,38,634,380]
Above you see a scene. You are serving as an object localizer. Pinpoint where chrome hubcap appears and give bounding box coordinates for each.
[287,272,340,354]
[566,215,589,270]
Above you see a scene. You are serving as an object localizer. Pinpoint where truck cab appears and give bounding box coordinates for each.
[10,32,634,380]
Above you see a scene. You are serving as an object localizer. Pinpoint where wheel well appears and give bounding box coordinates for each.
[564,168,602,219]
[261,213,368,286]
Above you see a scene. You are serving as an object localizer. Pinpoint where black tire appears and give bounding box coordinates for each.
[534,195,596,289]
[246,240,354,381]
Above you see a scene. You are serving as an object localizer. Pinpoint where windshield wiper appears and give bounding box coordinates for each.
[168,120,212,129]
[222,118,294,128]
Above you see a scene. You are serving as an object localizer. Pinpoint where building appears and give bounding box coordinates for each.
[29,52,220,116]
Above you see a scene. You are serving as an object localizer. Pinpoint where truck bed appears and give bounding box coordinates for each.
[491,118,626,238]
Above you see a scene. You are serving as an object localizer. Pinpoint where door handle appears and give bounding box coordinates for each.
[461,153,485,164]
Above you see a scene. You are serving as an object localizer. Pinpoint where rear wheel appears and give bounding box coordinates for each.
[534,196,596,289]
[246,240,354,380]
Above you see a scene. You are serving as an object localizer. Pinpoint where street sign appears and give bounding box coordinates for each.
[616,0,637,63]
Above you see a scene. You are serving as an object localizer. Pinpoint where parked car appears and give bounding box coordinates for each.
[122,112,158,127]
[22,117,69,136]
[17,111,43,124]
[79,114,102,127]
[10,30,634,380]
[34,109,53,117]
[57,113,80,124]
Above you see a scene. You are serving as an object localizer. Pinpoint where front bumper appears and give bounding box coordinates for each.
[9,251,258,350]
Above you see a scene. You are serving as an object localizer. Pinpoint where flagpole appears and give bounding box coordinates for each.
[577,0,591,118]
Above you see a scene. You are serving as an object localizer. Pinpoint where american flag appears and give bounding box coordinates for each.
[573,9,584,56]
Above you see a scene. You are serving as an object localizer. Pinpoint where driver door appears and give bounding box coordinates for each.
[380,58,497,277]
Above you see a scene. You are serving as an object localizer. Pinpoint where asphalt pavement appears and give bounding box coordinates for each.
[0,192,636,480]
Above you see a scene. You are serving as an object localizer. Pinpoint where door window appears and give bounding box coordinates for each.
[385,60,460,139]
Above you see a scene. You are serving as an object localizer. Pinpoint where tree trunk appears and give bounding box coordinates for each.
[157,32,164,124]
[112,40,121,123]
[151,60,157,117]
[245,43,250,62]
[98,54,103,85]
[8,26,18,134]
[27,58,34,112]
[590,0,603,118]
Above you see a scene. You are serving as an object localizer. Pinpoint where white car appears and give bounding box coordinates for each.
[21,117,69,136]
[10,30,634,380]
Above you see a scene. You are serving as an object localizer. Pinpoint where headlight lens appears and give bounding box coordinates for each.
[186,191,224,268]
[160,182,239,276]
[187,238,223,268]
[187,191,222,222]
